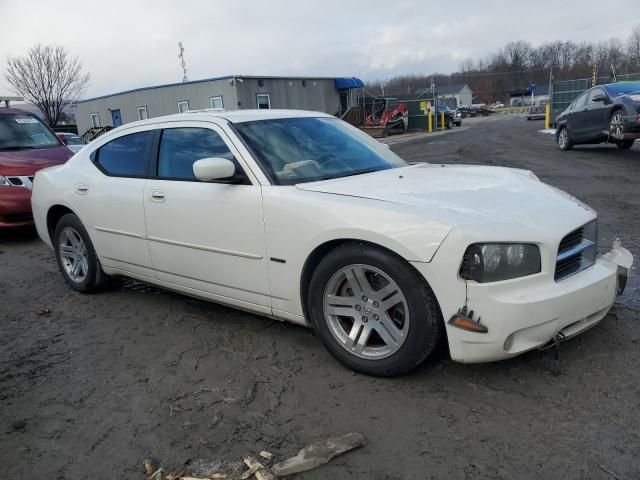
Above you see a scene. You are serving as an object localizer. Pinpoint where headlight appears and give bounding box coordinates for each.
[460,243,541,283]
[629,94,640,102]
[0,175,11,186]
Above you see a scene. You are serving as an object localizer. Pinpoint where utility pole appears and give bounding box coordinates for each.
[592,63,597,87]
[178,41,188,82]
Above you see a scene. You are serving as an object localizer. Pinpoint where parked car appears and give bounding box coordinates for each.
[57,132,87,153]
[0,108,73,228]
[555,82,640,151]
[526,99,548,120]
[32,110,632,376]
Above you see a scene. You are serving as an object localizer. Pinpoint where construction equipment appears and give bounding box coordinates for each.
[365,98,408,134]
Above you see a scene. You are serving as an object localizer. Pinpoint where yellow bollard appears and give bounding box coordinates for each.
[428,111,433,133]
[545,104,551,130]
[441,112,445,130]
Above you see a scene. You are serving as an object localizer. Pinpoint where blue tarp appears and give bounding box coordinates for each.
[335,77,364,90]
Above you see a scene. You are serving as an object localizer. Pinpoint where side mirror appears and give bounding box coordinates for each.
[592,94,606,103]
[192,157,236,181]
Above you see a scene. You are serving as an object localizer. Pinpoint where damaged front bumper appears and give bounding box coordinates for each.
[444,239,633,363]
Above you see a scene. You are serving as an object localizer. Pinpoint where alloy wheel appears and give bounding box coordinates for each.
[610,111,624,138]
[558,128,568,148]
[323,264,410,360]
[58,227,89,283]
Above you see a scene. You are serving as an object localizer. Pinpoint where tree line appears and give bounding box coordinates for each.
[366,26,640,104]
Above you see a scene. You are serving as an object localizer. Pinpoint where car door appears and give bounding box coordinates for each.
[582,87,609,139]
[143,121,271,311]
[83,127,155,278]
[566,91,590,140]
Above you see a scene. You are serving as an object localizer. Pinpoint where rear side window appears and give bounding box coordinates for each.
[94,131,152,177]
[157,127,234,180]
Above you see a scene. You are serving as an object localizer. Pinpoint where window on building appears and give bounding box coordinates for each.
[177,100,190,113]
[157,127,235,180]
[93,131,152,177]
[256,93,271,109]
[90,113,100,128]
[137,106,148,120]
[209,96,224,109]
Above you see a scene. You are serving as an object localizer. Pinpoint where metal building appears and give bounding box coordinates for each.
[75,75,364,134]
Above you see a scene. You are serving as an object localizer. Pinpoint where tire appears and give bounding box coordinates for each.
[53,213,110,293]
[446,118,453,130]
[307,243,443,377]
[616,140,634,150]
[609,109,625,139]
[557,126,573,151]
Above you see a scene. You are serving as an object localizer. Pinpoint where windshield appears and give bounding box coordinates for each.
[0,114,61,151]
[234,117,406,185]
[604,82,640,96]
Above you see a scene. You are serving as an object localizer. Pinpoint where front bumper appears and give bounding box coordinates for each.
[0,186,34,228]
[445,242,633,363]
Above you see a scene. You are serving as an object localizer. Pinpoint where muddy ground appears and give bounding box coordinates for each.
[1,115,639,479]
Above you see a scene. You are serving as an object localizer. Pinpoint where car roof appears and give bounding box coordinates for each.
[0,107,36,116]
[130,109,335,128]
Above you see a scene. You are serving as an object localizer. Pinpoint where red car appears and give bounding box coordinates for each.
[0,108,73,228]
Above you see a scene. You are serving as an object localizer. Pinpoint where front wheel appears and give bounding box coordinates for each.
[609,110,625,139]
[307,243,443,377]
[53,213,110,293]
[557,127,573,151]
[616,139,634,150]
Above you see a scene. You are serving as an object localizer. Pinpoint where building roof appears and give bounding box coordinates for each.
[415,83,471,97]
[79,75,362,104]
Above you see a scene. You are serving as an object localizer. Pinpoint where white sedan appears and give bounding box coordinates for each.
[32,110,633,376]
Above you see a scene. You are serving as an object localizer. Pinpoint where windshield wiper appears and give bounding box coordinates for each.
[317,166,389,181]
[0,145,37,151]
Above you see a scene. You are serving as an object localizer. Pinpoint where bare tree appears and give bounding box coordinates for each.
[628,26,640,68]
[5,44,89,126]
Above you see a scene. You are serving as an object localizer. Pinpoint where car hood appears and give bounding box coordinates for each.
[0,146,73,176]
[296,164,595,231]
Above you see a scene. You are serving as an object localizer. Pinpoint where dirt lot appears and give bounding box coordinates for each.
[2,115,639,479]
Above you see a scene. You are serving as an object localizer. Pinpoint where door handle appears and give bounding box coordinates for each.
[151,190,165,202]
[75,184,89,195]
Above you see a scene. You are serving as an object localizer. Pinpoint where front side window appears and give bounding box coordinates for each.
[0,114,60,150]
[256,94,270,109]
[137,106,148,120]
[94,131,152,177]
[177,101,190,113]
[209,96,224,109]
[234,117,406,185]
[157,127,235,180]
[90,113,100,128]
[587,88,606,103]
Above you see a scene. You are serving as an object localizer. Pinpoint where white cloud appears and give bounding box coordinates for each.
[0,0,638,98]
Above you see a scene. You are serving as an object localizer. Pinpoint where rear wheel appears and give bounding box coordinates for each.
[53,213,110,293]
[307,243,442,377]
[557,127,573,151]
[616,139,634,150]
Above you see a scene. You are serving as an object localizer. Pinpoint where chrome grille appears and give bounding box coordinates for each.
[555,220,597,281]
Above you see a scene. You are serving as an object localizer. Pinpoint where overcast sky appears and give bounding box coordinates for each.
[1,0,639,99]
